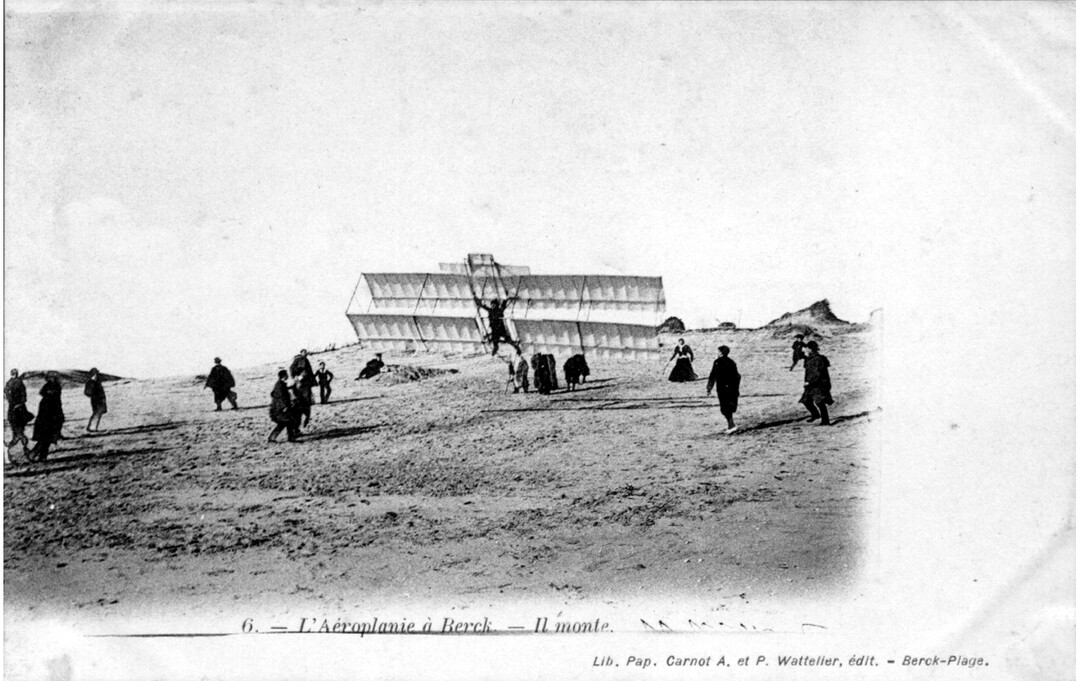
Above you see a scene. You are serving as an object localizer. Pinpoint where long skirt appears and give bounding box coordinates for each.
[668,358,697,382]
[32,405,64,444]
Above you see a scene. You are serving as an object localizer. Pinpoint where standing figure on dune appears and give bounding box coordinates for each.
[289,373,312,431]
[511,348,530,393]
[668,338,697,382]
[29,372,65,462]
[289,349,316,426]
[84,368,108,432]
[315,361,334,404]
[531,353,553,394]
[789,334,806,371]
[800,341,834,426]
[563,354,590,391]
[205,357,238,411]
[5,369,32,451]
[706,345,741,434]
[268,370,298,442]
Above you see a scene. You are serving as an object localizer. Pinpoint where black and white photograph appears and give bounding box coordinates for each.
[3,2,1073,679]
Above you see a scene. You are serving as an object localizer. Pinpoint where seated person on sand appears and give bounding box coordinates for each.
[358,353,385,380]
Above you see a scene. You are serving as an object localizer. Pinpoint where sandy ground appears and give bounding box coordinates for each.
[4,330,879,629]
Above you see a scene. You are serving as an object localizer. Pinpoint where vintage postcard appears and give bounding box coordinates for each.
[3,1,1073,679]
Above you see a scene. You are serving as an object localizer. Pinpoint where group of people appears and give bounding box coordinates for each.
[208,349,377,445]
[5,334,833,459]
[666,333,835,432]
[3,367,110,462]
[506,348,590,395]
[1,349,360,461]
[267,349,339,442]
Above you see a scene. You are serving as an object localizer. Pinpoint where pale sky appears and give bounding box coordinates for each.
[4,1,1074,377]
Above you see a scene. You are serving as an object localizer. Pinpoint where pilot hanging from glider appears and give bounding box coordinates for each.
[474,297,519,356]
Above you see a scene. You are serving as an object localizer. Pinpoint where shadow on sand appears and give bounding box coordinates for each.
[298,424,382,442]
[73,422,187,437]
[484,396,713,414]
[745,408,878,432]
[232,395,381,412]
[5,446,172,477]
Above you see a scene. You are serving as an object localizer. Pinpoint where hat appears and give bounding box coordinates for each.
[806,341,820,351]
[795,334,804,339]
[214,357,222,363]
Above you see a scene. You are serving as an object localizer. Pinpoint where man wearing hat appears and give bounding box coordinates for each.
[205,357,238,411]
[790,334,806,371]
[799,341,833,426]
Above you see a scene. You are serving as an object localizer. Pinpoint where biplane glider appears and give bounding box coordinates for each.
[345,254,666,360]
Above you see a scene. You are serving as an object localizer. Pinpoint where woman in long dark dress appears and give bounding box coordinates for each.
[30,372,65,461]
[668,338,697,382]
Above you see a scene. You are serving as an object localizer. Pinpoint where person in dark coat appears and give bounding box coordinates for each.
[706,346,741,433]
[5,369,32,450]
[800,341,834,426]
[30,372,64,461]
[563,354,590,391]
[205,357,238,410]
[511,349,529,393]
[289,374,312,430]
[84,367,108,432]
[358,353,385,379]
[289,350,316,426]
[531,353,553,395]
[268,370,298,442]
[668,338,697,382]
[545,354,559,390]
[290,349,316,387]
[790,334,806,371]
[315,362,334,404]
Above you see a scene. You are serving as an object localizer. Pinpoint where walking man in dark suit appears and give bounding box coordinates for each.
[800,341,834,426]
[205,358,238,411]
[315,362,334,404]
